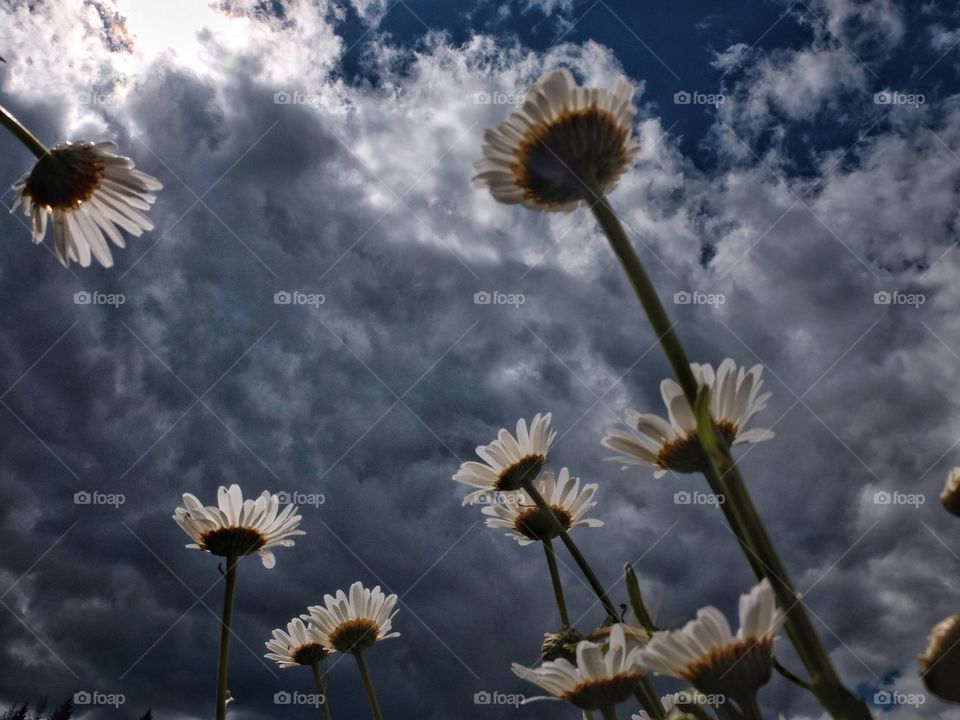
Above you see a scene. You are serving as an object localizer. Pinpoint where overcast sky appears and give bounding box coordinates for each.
[2,1,960,719]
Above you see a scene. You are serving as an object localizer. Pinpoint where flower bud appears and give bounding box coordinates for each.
[941,468,960,517]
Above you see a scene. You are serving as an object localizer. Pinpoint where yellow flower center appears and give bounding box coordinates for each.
[328,618,381,654]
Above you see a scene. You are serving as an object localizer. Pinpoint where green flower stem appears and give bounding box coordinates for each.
[599,705,620,720]
[543,537,571,628]
[216,552,239,720]
[354,650,384,720]
[311,661,333,720]
[624,563,657,633]
[584,712,597,720]
[522,479,619,620]
[590,190,872,720]
[0,104,48,158]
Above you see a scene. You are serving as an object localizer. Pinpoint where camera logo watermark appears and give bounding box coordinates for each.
[674,290,725,307]
[873,691,925,707]
[275,491,325,508]
[474,290,525,308]
[873,290,924,308]
[674,490,725,507]
[74,490,126,508]
[274,291,325,307]
[274,691,326,707]
[74,691,125,708]
[74,290,125,308]
[473,690,524,707]
[474,92,525,106]
[464,491,515,507]
[274,91,322,106]
[674,90,725,107]
[873,491,925,508]
[874,91,925,107]
[676,691,726,706]
[78,91,118,107]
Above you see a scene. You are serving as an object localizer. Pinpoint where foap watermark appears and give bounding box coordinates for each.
[273,691,326,707]
[873,490,925,508]
[465,491,515,507]
[78,90,118,107]
[74,490,126,508]
[274,91,322,106]
[674,290,725,307]
[474,290,525,308]
[74,691,125,708]
[674,90,725,107]
[874,91,925,108]
[676,691,726,707]
[74,290,125,308]
[873,690,925,708]
[674,490,725,507]
[474,91,525,106]
[276,491,326,508]
[473,690,524,708]
[874,290,925,308]
[274,291,325,307]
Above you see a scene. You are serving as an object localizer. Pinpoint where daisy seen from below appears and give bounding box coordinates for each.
[481,466,603,545]
[453,412,556,505]
[10,139,162,268]
[636,579,784,718]
[302,582,399,720]
[173,484,305,569]
[602,359,774,478]
[265,618,334,720]
[919,613,960,703]
[172,485,304,720]
[473,68,640,212]
[513,624,647,717]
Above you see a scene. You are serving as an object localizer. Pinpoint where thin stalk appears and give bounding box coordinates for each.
[543,537,571,628]
[354,650,384,720]
[311,661,333,720]
[0,105,48,158]
[774,658,814,692]
[624,563,657,632]
[216,552,239,720]
[521,479,619,620]
[599,706,620,720]
[591,190,872,720]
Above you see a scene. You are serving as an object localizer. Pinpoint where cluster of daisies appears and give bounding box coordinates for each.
[452,355,783,718]
[173,485,398,719]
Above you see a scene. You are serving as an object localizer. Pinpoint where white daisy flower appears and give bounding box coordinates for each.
[173,484,305,568]
[473,68,641,212]
[637,579,783,707]
[453,413,556,505]
[512,624,646,711]
[602,359,774,477]
[265,617,333,668]
[11,140,162,268]
[482,467,603,545]
[302,581,400,654]
[919,613,960,702]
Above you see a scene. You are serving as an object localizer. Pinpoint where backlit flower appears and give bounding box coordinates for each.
[302,582,400,655]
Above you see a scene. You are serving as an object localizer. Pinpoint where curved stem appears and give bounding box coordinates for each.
[216,553,239,720]
[354,650,384,720]
[624,563,657,632]
[591,193,872,720]
[522,479,619,620]
[0,105,48,158]
[543,537,571,628]
[311,661,333,720]
[774,658,814,691]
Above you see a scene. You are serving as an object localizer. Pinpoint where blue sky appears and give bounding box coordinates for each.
[2,1,960,719]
